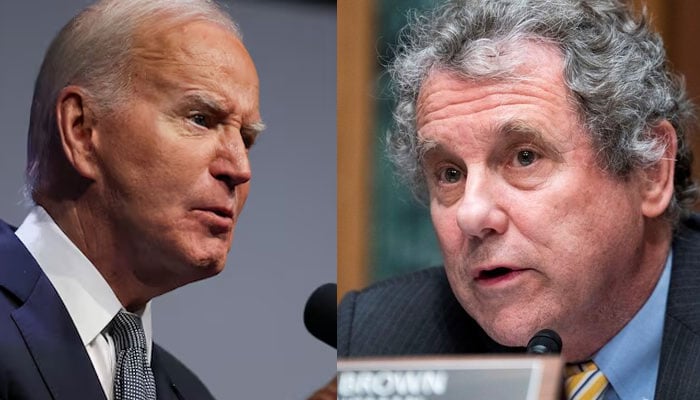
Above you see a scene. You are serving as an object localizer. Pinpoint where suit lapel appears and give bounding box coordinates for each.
[12,272,107,400]
[152,347,184,400]
[656,216,700,399]
[0,220,106,400]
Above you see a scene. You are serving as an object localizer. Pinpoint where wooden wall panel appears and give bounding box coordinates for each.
[337,0,374,300]
[665,1,700,187]
[639,0,700,208]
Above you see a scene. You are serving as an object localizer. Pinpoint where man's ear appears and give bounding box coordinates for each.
[641,120,677,218]
[55,86,100,180]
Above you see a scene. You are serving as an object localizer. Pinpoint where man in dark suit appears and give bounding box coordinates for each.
[339,0,699,399]
[0,0,263,399]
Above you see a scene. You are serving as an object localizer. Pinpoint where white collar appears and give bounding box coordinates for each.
[15,206,153,356]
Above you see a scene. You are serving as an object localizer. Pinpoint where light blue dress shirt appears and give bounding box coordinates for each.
[592,252,672,400]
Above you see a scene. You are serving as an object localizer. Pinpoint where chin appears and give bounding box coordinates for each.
[167,257,224,290]
[483,325,531,348]
[473,308,547,348]
[172,246,227,282]
[186,231,232,264]
[190,251,228,274]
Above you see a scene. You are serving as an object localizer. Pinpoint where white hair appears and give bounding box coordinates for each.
[26,0,240,200]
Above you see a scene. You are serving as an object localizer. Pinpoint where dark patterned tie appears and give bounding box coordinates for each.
[110,310,157,400]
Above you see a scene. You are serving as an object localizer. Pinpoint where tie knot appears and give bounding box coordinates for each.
[564,361,608,400]
[109,310,147,352]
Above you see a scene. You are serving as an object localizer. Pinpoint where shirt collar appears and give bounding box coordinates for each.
[15,206,153,355]
[593,251,671,400]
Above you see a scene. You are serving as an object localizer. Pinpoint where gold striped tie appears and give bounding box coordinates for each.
[564,361,608,400]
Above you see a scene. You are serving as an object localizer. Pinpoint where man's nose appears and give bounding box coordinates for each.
[210,132,252,190]
[456,173,507,240]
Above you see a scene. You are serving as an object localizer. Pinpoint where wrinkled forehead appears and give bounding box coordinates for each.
[125,20,259,115]
[416,41,571,127]
[414,41,585,157]
[418,39,566,98]
[131,19,255,80]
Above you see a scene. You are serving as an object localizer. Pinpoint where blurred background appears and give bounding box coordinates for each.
[338,0,700,299]
[0,0,335,398]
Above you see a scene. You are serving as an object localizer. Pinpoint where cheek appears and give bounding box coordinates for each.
[430,202,471,285]
[431,202,460,250]
[118,156,189,208]
[138,141,215,196]
[513,180,644,285]
[511,172,621,244]
[97,126,166,193]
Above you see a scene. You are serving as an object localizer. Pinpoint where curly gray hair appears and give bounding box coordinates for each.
[388,0,696,220]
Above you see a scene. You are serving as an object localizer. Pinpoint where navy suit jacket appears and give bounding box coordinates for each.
[0,220,215,400]
[339,216,700,399]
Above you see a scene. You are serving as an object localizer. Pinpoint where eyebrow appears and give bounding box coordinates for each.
[242,120,266,147]
[416,119,563,162]
[495,120,564,162]
[416,135,439,160]
[182,93,266,145]
[494,120,547,146]
[182,93,229,115]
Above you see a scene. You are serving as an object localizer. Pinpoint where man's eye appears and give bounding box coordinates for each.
[439,167,463,183]
[515,149,538,166]
[190,114,209,127]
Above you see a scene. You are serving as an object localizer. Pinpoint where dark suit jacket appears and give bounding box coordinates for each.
[338,215,700,399]
[0,219,215,400]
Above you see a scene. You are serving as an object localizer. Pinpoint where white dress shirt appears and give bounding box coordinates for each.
[15,206,153,400]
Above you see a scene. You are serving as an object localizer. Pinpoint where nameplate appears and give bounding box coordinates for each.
[337,355,562,400]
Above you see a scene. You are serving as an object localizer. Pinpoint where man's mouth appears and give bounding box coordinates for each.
[193,207,235,234]
[474,266,527,285]
[477,267,515,280]
[199,206,234,219]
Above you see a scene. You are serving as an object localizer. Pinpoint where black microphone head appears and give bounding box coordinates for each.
[526,329,562,354]
[303,283,337,349]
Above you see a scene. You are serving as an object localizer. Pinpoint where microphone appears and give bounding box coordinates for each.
[303,283,337,349]
[526,329,562,354]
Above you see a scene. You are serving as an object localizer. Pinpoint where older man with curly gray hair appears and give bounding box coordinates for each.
[339,0,700,398]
